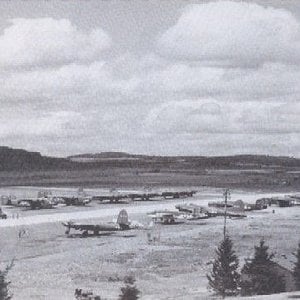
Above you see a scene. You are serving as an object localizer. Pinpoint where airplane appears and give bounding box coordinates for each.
[161,190,196,199]
[176,203,246,219]
[175,203,211,218]
[17,191,62,209]
[208,199,263,212]
[147,209,185,224]
[62,209,138,237]
[176,203,207,214]
[127,193,161,201]
[62,196,91,206]
[18,198,55,209]
[62,188,92,206]
[92,194,129,204]
[210,207,246,219]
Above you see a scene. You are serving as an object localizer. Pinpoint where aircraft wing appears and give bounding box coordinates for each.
[62,222,120,232]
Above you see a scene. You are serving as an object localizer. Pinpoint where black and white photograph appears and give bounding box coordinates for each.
[1,0,300,299]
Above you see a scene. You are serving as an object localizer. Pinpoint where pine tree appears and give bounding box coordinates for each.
[0,261,13,300]
[207,236,240,298]
[241,239,286,296]
[119,276,140,300]
[293,242,300,290]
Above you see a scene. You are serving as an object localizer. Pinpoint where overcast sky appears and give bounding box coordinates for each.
[1,0,300,157]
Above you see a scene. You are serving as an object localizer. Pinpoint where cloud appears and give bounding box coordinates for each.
[0,110,83,138]
[1,5,300,157]
[0,18,111,69]
[145,100,300,136]
[0,61,140,101]
[157,1,300,67]
[135,61,300,102]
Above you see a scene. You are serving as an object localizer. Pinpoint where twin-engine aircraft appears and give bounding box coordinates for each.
[18,198,56,209]
[18,191,62,209]
[62,187,92,206]
[147,210,183,224]
[176,202,246,219]
[62,209,137,237]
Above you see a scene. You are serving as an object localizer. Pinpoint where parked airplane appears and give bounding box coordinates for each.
[92,194,129,203]
[176,203,246,219]
[175,203,211,218]
[17,191,62,209]
[62,196,91,206]
[18,199,53,209]
[147,210,186,224]
[161,191,196,199]
[208,199,265,212]
[127,193,161,201]
[62,188,92,206]
[18,198,56,209]
[62,209,137,236]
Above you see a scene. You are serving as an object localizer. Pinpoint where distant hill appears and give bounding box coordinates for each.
[2,147,300,188]
[0,146,75,171]
[68,152,300,169]
[2,146,300,172]
[68,152,142,162]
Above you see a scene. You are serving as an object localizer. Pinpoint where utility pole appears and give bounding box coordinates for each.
[223,189,230,239]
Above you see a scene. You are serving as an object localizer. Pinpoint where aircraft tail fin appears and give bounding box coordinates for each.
[117,209,130,230]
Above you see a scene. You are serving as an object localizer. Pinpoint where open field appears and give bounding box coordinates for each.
[1,187,300,299]
[1,167,300,191]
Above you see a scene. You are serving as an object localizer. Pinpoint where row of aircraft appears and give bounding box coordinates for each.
[147,198,269,225]
[147,203,246,224]
[59,190,277,237]
[1,188,92,210]
[60,203,247,237]
[92,190,197,203]
[61,199,252,237]
[1,188,197,210]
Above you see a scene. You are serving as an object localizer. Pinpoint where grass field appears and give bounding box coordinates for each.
[0,165,300,191]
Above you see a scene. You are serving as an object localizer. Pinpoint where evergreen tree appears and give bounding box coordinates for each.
[241,239,286,296]
[0,261,13,300]
[293,242,300,290]
[119,276,140,300]
[207,236,240,298]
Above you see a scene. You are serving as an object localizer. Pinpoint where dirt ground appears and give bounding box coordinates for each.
[1,187,300,300]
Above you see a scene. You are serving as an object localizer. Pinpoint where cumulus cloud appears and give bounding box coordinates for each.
[0,110,83,138]
[133,61,300,102]
[0,61,139,100]
[157,1,300,66]
[1,2,300,157]
[0,18,111,69]
[145,100,300,135]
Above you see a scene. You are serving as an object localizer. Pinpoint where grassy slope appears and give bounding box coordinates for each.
[1,147,300,189]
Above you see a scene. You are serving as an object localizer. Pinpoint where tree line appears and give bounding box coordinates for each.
[207,236,300,298]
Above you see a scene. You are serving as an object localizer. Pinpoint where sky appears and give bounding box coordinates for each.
[1,0,300,157]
